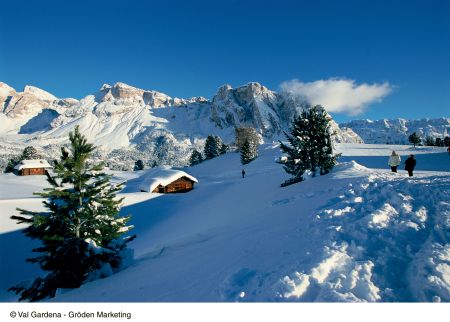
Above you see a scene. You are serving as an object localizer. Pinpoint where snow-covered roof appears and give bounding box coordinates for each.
[14,159,53,170]
[138,167,198,192]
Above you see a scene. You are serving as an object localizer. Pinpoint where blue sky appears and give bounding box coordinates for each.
[0,0,448,122]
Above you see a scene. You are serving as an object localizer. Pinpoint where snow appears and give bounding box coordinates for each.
[23,85,57,102]
[340,118,450,144]
[136,167,198,192]
[0,143,449,302]
[13,159,53,170]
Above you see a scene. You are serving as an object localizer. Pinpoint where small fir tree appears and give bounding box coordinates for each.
[240,140,258,165]
[9,126,135,302]
[444,136,450,147]
[204,135,220,160]
[408,132,421,147]
[308,106,339,175]
[189,149,203,166]
[435,137,443,147]
[279,113,311,186]
[425,136,435,146]
[214,136,227,155]
[134,160,144,171]
[21,146,41,160]
[4,146,42,173]
[219,142,228,155]
[4,156,20,173]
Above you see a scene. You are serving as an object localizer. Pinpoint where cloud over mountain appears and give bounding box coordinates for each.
[280,78,392,115]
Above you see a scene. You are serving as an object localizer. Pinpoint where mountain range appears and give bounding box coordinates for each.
[1,81,448,170]
[0,81,361,170]
[341,118,450,144]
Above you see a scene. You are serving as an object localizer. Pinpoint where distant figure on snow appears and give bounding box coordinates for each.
[242,169,246,178]
[388,151,401,172]
[447,146,450,155]
[404,154,416,177]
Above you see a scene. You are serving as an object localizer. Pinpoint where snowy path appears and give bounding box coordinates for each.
[280,167,450,302]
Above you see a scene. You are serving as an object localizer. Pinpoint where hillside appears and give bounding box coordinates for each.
[1,144,448,302]
[340,118,450,144]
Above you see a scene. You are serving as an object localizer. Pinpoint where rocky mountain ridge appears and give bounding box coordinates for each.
[0,80,362,170]
[341,118,450,144]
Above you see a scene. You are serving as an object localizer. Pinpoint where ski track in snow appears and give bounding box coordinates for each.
[279,171,450,302]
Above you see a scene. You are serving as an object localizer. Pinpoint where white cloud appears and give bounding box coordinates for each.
[280,78,392,115]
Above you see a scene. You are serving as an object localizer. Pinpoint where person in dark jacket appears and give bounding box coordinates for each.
[404,154,416,177]
[242,169,246,178]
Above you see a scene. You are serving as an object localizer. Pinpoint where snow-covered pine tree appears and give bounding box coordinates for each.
[444,136,450,147]
[425,136,436,146]
[214,136,227,155]
[189,149,203,166]
[4,146,42,173]
[240,139,258,165]
[279,105,339,186]
[4,156,20,173]
[9,126,135,302]
[408,132,421,147]
[21,146,41,160]
[307,106,339,175]
[134,159,144,171]
[204,135,220,160]
[279,112,311,186]
[219,141,228,155]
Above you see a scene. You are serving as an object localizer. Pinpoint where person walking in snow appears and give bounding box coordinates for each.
[388,151,401,172]
[404,154,416,177]
[447,146,450,155]
[242,169,246,178]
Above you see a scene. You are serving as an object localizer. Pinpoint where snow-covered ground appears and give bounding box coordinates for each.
[0,144,449,302]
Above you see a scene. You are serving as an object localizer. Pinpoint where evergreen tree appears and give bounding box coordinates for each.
[4,156,20,173]
[435,137,443,147]
[408,132,421,147]
[308,106,339,175]
[134,160,144,171]
[204,135,220,160]
[279,113,310,186]
[240,140,258,165]
[425,136,435,146]
[9,126,135,302]
[279,105,339,186]
[4,146,42,173]
[444,136,450,147]
[21,146,41,160]
[214,136,227,155]
[189,149,203,166]
[219,142,228,155]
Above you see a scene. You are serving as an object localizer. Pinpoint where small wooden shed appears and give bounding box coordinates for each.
[138,168,198,193]
[14,159,53,176]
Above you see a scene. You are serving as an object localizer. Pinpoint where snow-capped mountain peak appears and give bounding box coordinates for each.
[0,82,16,99]
[23,85,57,102]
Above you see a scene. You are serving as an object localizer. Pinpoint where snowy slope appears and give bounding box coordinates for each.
[340,118,450,144]
[0,144,448,302]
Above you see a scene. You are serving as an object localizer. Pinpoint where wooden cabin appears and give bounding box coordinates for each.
[138,168,198,193]
[14,159,53,176]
